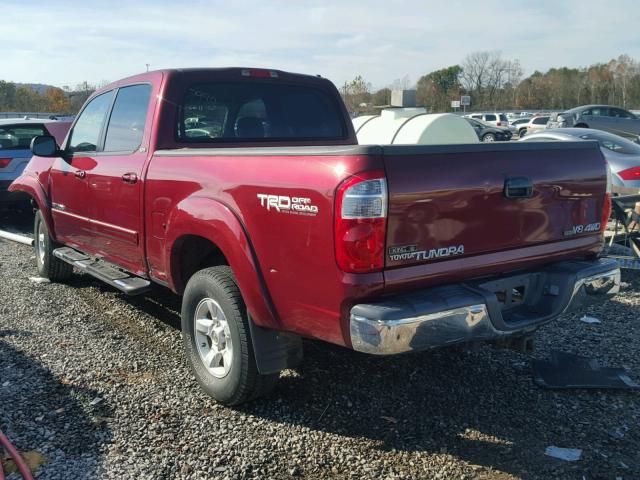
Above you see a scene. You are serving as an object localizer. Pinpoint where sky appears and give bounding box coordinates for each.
[3,0,640,90]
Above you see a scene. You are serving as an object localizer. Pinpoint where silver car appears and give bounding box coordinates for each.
[520,128,640,195]
[547,105,640,140]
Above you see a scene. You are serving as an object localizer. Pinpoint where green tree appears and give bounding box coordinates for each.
[416,65,462,112]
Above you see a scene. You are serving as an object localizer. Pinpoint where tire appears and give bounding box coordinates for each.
[575,123,588,128]
[181,266,278,405]
[34,210,73,281]
[482,133,496,142]
[519,128,527,138]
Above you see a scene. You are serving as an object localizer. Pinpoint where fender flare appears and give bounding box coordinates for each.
[164,196,280,330]
[8,175,55,239]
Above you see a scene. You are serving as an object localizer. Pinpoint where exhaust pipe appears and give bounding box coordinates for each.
[0,229,34,246]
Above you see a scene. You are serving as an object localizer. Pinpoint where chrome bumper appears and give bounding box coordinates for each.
[350,259,620,355]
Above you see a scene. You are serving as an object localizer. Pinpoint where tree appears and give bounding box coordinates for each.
[43,87,71,112]
[340,75,372,115]
[416,65,462,112]
[371,88,391,106]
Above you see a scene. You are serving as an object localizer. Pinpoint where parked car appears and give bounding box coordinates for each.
[510,117,531,136]
[10,68,619,405]
[464,118,512,142]
[521,127,640,196]
[521,115,550,136]
[547,105,640,140]
[0,119,71,208]
[465,112,510,128]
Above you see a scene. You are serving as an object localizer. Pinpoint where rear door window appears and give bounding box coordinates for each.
[179,82,346,142]
[0,124,47,150]
[68,91,114,153]
[104,84,152,152]
[484,114,496,121]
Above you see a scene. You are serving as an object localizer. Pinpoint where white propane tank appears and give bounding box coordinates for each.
[353,109,479,145]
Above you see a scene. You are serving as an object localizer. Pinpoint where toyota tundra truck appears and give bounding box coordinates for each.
[10,68,620,405]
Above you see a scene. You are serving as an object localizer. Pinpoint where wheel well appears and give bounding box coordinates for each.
[171,235,229,294]
[575,123,588,128]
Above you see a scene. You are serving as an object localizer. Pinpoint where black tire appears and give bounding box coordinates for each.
[518,128,527,137]
[575,123,588,128]
[482,133,496,142]
[34,210,73,281]
[181,266,278,405]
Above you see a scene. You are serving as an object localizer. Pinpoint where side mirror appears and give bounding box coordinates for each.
[31,135,58,157]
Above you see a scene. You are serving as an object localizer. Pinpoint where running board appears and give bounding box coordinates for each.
[53,247,151,295]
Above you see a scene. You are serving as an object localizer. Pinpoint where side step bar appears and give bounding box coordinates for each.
[53,247,151,295]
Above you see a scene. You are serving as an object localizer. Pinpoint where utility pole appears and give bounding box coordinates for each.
[146,63,150,72]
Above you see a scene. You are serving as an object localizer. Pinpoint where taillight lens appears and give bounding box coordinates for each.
[335,171,387,273]
[602,163,612,233]
[617,166,640,181]
[0,158,11,168]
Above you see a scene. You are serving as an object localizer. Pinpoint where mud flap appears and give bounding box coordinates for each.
[248,316,303,374]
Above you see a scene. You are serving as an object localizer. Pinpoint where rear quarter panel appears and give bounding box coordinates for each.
[146,147,384,345]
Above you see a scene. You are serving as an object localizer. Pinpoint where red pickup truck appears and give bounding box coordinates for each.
[11,68,620,405]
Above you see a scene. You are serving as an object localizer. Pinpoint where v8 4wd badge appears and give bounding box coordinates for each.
[564,222,600,237]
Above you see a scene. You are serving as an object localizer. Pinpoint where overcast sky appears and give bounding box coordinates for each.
[4,0,639,90]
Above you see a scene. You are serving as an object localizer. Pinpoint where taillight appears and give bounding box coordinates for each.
[602,163,612,233]
[0,158,10,168]
[335,170,387,273]
[496,122,502,126]
[618,166,640,181]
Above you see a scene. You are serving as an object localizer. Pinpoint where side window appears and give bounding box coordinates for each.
[104,84,152,152]
[611,108,632,119]
[68,91,113,153]
[590,107,609,117]
[484,114,496,121]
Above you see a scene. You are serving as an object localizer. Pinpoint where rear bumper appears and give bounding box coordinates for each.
[350,258,620,355]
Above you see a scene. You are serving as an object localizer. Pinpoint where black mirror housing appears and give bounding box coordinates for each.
[31,135,58,157]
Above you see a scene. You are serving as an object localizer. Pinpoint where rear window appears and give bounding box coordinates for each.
[579,132,640,155]
[499,114,508,121]
[484,114,496,121]
[532,117,549,125]
[0,124,47,150]
[178,82,346,143]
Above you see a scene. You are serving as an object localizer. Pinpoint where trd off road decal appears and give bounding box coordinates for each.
[388,244,465,262]
[257,194,319,216]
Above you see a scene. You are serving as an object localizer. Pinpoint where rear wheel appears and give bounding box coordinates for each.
[482,133,496,142]
[181,266,278,405]
[518,128,527,137]
[34,210,73,281]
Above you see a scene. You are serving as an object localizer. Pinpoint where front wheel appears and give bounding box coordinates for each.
[482,133,496,142]
[34,210,73,281]
[181,266,278,405]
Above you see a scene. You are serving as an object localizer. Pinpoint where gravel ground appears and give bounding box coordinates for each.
[0,211,639,480]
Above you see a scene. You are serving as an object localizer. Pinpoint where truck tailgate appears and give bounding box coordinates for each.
[383,142,607,277]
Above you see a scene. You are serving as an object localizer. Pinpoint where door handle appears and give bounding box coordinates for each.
[121,172,138,184]
[74,170,86,179]
[504,176,533,198]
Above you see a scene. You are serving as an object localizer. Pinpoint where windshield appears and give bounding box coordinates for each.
[178,81,346,143]
[578,131,640,155]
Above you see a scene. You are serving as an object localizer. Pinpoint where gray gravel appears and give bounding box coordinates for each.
[0,212,639,479]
